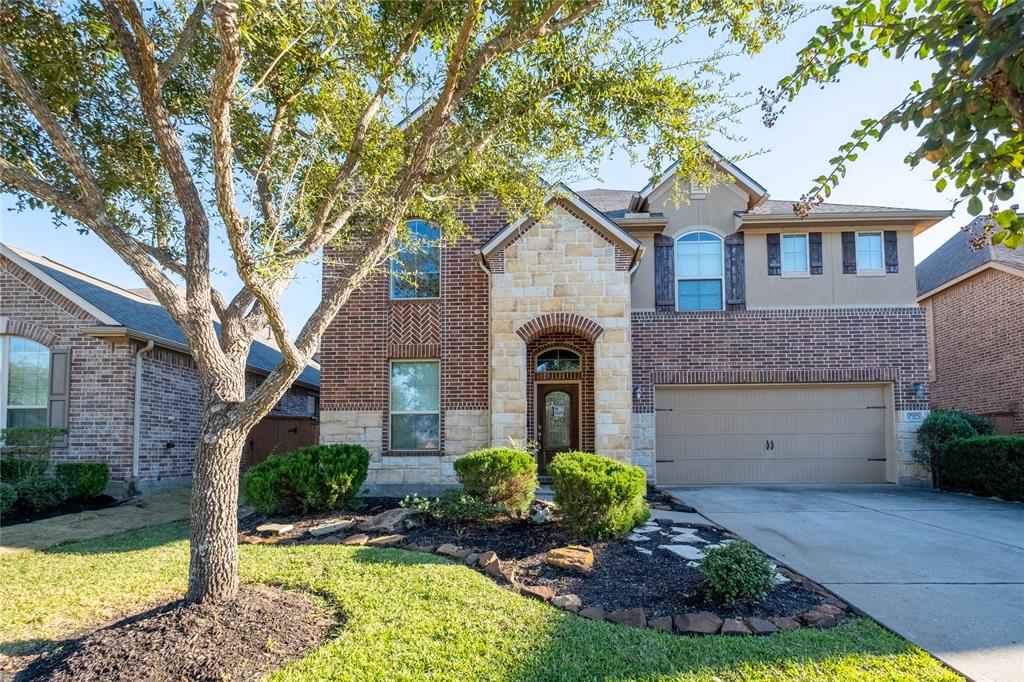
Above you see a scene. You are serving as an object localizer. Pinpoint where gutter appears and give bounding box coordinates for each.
[132,339,155,479]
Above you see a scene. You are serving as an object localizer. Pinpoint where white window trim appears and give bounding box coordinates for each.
[0,336,50,430]
[674,230,725,312]
[388,359,441,452]
[389,220,442,300]
[780,233,810,278]
[856,231,885,276]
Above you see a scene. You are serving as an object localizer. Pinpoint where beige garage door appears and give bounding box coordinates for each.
[655,384,889,485]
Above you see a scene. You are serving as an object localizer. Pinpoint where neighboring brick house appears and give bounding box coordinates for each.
[321,150,947,492]
[0,243,320,495]
[916,217,1024,434]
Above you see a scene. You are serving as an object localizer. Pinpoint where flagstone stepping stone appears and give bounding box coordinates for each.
[668,533,707,543]
[635,547,653,555]
[309,519,354,536]
[626,533,649,542]
[660,544,704,561]
[256,523,293,534]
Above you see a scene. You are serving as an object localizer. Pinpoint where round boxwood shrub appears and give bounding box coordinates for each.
[548,451,649,540]
[243,443,369,514]
[15,474,67,512]
[914,410,978,470]
[936,435,1024,502]
[0,482,16,517]
[55,462,109,500]
[453,447,537,515]
[699,539,776,605]
[946,410,994,436]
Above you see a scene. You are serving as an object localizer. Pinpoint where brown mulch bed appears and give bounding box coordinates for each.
[20,586,337,682]
[2,495,120,526]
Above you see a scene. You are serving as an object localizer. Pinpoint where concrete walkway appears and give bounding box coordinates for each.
[663,484,1024,682]
[0,485,192,555]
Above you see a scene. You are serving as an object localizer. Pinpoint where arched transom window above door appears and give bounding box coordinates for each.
[536,348,581,373]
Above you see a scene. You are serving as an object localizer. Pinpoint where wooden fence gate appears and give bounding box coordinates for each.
[244,416,319,468]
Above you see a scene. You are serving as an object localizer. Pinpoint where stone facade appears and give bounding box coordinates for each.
[924,267,1024,434]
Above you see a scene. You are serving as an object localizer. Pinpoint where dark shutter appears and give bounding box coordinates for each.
[766,233,781,276]
[654,233,675,311]
[724,233,745,309]
[884,231,899,273]
[841,231,857,274]
[48,349,70,446]
[809,232,823,275]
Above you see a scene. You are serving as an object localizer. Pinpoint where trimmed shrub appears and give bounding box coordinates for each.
[431,488,504,523]
[15,474,67,512]
[55,462,109,500]
[548,451,649,540]
[699,539,777,605]
[453,447,537,515]
[946,411,994,436]
[937,436,1024,502]
[914,410,978,470]
[0,482,15,517]
[0,457,48,483]
[243,443,369,514]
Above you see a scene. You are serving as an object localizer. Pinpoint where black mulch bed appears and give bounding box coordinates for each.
[20,585,337,682]
[2,495,120,526]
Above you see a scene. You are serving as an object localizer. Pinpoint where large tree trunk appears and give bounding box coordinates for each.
[186,407,248,603]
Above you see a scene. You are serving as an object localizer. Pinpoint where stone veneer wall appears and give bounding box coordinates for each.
[489,204,633,462]
[631,307,932,483]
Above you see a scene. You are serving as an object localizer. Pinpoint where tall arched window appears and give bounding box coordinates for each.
[675,231,724,311]
[1,337,50,428]
[391,219,441,299]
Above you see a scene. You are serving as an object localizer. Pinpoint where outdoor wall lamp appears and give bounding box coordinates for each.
[910,381,926,398]
[633,385,642,401]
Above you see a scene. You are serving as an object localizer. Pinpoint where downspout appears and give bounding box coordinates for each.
[132,340,155,480]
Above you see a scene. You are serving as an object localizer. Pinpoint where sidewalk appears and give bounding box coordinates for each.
[0,485,192,556]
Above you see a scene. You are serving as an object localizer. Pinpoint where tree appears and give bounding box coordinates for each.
[0,0,797,603]
[763,0,1024,248]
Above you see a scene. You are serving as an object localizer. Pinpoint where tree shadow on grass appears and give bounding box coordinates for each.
[40,520,190,555]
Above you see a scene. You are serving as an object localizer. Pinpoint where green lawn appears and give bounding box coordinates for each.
[0,521,959,681]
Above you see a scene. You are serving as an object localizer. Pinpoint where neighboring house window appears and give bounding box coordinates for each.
[675,231,723,311]
[536,348,581,372]
[391,219,440,298]
[781,234,809,275]
[390,360,440,451]
[857,232,884,272]
[0,336,50,428]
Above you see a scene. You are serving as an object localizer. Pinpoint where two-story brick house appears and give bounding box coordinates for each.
[321,153,947,493]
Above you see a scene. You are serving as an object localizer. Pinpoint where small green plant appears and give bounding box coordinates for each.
[0,457,49,483]
[55,462,109,500]
[0,481,16,517]
[914,410,978,470]
[548,451,649,540]
[454,447,537,515]
[431,488,504,523]
[15,474,67,512]
[937,436,1024,502]
[399,493,433,511]
[264,635,275,652]
[699,540,777,606]
[945,411,994,437]
[243,444,369,514]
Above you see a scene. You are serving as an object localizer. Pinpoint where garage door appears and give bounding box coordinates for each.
[655,384,888,484]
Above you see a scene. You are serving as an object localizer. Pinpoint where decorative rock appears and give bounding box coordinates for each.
[436,543,462,558]
[238,534,261,545]
[635,547,653,556]
[607,608,647,629]
[654,517,674,527]
[406,543,436,553]
[648,510,714,527]
[816,603,843,616]
[801,608,837,628]
[530,506,552,524]
[357,508,425,533]
[745,617,779,635]
[256,523,293,535]
[674,612,723,635]
[651,503,673,511]
[721,618,751,636]
[341,533,370,546]
[579,606,605,620]
[464,552,480,566]
[772,617,801,631]
[500,565,516,583]
[518,584,556,602]
[551,594,582,612]
[626,533,649,542]
[452,547,473,560]
[648,616,672,632]
[544,546,594,573]
[821,598,848,612]
[669,533,707,543]
[477,551,503,577]
[310,519,355,536]
[660,544,704,561]
[367,534,405,547]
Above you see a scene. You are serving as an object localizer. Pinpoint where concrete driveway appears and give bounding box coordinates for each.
[663,485,1024,682]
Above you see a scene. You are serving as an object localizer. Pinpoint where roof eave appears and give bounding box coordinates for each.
[916,261,1024,302]
[739,210,950,232]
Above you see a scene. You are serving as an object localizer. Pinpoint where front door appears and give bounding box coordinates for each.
[537,383,579,476]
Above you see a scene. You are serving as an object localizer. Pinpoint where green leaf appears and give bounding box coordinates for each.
[995,209,1016,228]
[967,196,984,216]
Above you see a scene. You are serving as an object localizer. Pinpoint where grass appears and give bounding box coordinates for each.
[0,521,960,681]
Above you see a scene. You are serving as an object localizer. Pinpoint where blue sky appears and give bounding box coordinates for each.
[2,8,1019,333]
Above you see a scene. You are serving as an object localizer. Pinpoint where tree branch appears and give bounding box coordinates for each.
[158,0,207,85]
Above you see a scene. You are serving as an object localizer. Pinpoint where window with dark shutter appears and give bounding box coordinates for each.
[766,233,781,276]
[841,231,857,274]
[724,233,745,308]
[809,232,823,275]
[653,233,675,311]
[884,231,899,273]
[48,349,70,446]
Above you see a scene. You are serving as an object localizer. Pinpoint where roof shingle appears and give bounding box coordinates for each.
[916,216,1024,297]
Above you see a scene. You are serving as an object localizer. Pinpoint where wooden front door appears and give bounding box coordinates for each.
[537,383,579,476]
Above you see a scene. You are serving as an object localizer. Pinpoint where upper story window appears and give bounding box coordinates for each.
[857,232,884,272]
[391,219,440,299]
[781,234,809,275]
[1,336,50,428]
[390,360,440,451]
[675,231,723,311]
[536,348,581,372]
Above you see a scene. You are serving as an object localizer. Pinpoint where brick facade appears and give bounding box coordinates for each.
[925,267,1024,434]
